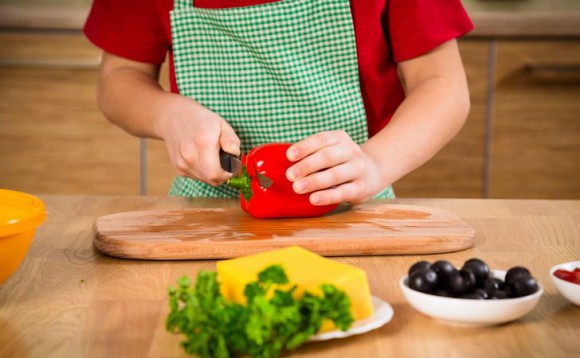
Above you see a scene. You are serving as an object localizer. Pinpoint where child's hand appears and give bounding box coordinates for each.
[285,131,384,205]
[159,97,240,186]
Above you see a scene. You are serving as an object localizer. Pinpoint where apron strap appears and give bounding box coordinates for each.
[175,0,194,10]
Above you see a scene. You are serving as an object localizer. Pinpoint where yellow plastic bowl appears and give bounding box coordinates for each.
[0,189,46,284]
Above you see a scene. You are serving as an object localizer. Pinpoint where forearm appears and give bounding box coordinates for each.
[283,40,470,205]
[363,40,470,190]
[97,52,240,185]
[363,72,470,188]
[97,53,190,140]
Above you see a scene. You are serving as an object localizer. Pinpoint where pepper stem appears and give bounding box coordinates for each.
[227,175,250,190]
[227,167,253,201]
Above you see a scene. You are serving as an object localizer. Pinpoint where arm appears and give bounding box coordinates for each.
[97,52,240,185]
[285,39,470,204]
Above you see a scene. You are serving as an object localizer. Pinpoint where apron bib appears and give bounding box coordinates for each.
[169,0,395,199]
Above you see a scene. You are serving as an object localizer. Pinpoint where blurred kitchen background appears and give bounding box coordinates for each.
[0,0,579,199]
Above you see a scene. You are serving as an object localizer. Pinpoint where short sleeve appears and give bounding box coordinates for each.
[387,0,474,63]
[83,0,170,64]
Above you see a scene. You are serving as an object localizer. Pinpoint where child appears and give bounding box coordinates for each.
[84,0,473,205]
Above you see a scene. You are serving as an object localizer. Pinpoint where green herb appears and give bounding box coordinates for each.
[166,265,354,358]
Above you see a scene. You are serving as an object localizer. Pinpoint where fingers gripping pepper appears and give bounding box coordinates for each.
[227,143,338,219]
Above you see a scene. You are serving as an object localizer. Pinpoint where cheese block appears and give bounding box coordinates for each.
[216,246,373,331]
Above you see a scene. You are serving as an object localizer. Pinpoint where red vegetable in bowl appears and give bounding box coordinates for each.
[553,268,580,285]
[228,143,338,219]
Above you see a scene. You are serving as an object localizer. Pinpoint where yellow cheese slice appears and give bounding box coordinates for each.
[216,246,373,332]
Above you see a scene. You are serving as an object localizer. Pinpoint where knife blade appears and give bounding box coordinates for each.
[256,173,273,189]
[220,149,273,188]
[219,149,242,176]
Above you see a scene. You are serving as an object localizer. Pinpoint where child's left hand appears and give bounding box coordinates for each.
[285,130,384,206]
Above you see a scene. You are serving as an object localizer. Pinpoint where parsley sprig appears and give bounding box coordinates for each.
[166,265,354,358]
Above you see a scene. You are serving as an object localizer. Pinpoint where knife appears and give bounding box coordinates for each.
[219,149,273,188]
[219,149,242,176]
[256,172,274,189]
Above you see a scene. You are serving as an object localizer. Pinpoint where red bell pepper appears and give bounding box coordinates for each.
[553,268,580,285]
[227,143,338,219]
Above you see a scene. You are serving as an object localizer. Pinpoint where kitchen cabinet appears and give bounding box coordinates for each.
[0,33,175,195]
[0,33,141,195]
[1,2,579,199]
[396,40,580,200]
[393,41,488,198]
[394,0,580,198]
[491,41,580,199]
[0,33,491,198]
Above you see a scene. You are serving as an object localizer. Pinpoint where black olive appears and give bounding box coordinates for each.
[460,290,487,300]
[447,268,476,296]
[464,258,486,266]
[408,260,431,278]
[483,277,505,295]
[490,290,509,300]
[505,266,531,285]
[462,258,491,288]
[433,288,453,297]
[506,275,540,298]
[431,260,457,288]
[474,288,490,299]
[408,268,439,294]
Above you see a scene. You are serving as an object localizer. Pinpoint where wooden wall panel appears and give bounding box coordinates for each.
[2,33,578,199]
[147,63,180,195]
[393,40,488,198]
[0,33,141,195]
[491,41,580,199]
[147,138,175,196]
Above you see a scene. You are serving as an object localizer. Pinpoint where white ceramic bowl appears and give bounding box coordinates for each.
[550,261,580,306]
[400,270,543,327]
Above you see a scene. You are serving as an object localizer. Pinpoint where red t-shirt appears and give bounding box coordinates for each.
[84,0,473,137]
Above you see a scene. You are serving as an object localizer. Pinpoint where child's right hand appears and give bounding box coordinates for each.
[159,97,240,186]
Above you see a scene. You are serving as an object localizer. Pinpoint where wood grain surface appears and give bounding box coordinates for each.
[491,41,580,199]
[395,41,487,198]
[93,204,476,260]
[2,35,578,200]
[0,196,579,358]
[0,32,180,197]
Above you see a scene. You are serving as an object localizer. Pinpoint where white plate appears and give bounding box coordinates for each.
[309,296,393,341]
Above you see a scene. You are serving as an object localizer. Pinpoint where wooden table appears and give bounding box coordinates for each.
[0,196,579,357]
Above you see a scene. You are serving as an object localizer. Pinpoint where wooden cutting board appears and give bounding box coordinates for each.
[93,203,476,260]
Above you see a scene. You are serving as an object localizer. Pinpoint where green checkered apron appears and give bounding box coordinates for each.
[169,0,394,199]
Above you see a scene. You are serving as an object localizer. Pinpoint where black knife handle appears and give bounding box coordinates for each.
[219,149,234,173]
